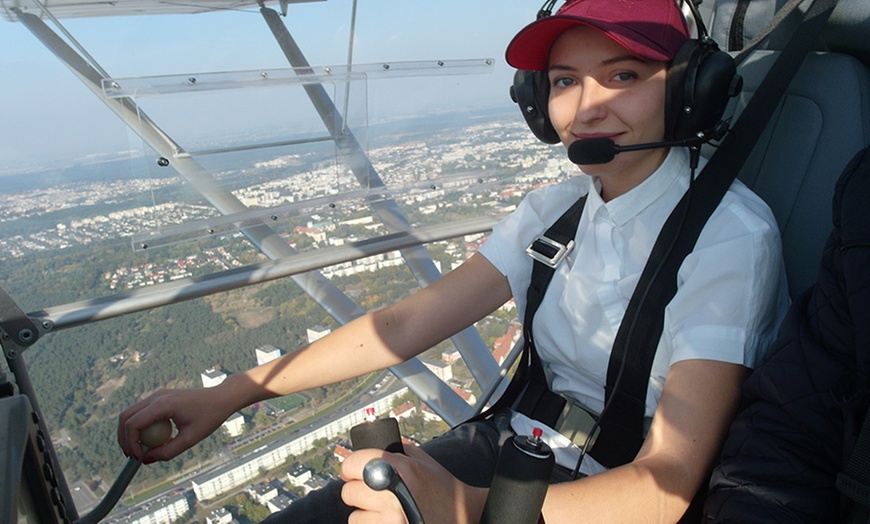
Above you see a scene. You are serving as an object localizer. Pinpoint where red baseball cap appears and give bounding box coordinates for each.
[506,0,690,70]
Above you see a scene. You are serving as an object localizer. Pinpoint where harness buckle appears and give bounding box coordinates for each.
[525,235,574,268]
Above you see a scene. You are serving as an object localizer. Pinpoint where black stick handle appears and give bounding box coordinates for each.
[480,430,554,524]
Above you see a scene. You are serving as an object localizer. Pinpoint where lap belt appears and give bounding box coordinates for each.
[554,397,601,451]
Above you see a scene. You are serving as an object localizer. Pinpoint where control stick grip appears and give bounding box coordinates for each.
[363,458,425,524]
[480,428,554,524]
[351,410,422,522]
[74,420,174,524]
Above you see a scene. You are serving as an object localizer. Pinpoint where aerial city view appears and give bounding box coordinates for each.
[2,110,577,523]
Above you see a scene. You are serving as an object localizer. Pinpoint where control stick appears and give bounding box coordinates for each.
[74,419,173,524]
[350,408,424,523]
[363,458,425,524]
[480,427,554,524]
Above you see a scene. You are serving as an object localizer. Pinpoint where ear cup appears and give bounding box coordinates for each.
[664,39,739,141]
[510,69,561,144]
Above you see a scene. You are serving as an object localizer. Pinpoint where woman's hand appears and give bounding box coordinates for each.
[340,444,487,524]
[117,386,232,463]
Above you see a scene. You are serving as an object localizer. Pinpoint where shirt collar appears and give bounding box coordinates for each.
[585,148,690,226]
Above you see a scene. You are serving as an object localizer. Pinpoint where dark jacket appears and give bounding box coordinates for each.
[704,146,870,523]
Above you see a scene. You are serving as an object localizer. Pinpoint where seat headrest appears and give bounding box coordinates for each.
[708,0,870,66]
[820,0,870,66]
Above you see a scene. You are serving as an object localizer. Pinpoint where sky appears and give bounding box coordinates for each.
[0,0,537,174]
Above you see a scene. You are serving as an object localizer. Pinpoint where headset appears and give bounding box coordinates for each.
[510,0,742,146]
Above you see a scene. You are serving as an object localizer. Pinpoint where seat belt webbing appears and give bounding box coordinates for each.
[482,195,586,422]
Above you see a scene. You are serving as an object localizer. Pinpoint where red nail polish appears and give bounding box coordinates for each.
[143,456,156,465]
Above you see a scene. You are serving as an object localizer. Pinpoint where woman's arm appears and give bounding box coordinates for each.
[541,359,748,523]
[241,253,512,400]
[118,252,512,462]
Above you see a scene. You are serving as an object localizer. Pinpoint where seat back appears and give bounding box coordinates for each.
[705,0,870,298]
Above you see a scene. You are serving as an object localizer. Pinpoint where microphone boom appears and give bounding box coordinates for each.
[568,134,708,165]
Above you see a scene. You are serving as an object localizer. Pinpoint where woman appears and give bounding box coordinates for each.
[118,1,789,521]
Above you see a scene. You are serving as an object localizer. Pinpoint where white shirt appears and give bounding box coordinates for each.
[479,146,789,426]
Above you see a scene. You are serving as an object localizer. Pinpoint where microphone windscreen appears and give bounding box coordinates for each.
[568,137,616,165]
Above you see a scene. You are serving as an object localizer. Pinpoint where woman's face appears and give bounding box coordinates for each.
[547,26,669,200]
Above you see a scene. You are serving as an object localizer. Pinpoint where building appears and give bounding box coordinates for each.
[255,345,283,366]
[105,491,189,524]
[306,325,331,343]
[320,251,405,279]
[201,367,227,388]
[333,445,352,463]
[390,401,417,420]
[287,463,313,488]
[491,324,522,366]
[205,507,233,524]
[300,474,331,495]
[223,412,245,437]
[247,482,278,506]
[421,358,453,382]
[441,350,461,363]
[294,225,326,243]
[420,404,443,423]
[267,494,294,514]
[452,387,477,407]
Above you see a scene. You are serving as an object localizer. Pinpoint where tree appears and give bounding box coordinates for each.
[230,493,271,523]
